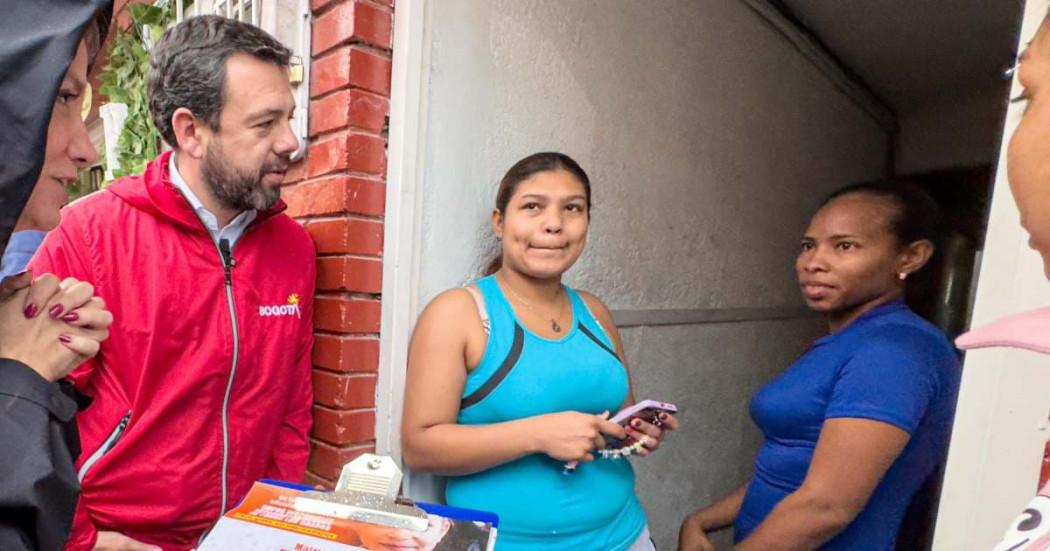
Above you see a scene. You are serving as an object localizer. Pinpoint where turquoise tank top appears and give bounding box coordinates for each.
[445,275,647,550]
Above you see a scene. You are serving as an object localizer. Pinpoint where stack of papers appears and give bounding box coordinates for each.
[198,480,498,551]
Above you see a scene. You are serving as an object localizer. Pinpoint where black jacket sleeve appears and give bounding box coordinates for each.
[0,359,82,551]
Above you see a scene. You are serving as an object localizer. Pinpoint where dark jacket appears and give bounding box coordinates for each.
[0,359,85,550]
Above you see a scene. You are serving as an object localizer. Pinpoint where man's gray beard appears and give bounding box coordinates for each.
[200,143,282,211]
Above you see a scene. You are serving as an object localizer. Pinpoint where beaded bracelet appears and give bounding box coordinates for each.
[598,439,647,460]
[561,437,650,474]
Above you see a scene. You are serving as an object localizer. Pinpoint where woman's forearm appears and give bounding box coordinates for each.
[691,483,748,533]
[401,418,541,476]
[734,489,855,551]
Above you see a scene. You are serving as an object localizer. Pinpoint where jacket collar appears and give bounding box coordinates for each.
[956,307,1050,355]
[109,151,287,235]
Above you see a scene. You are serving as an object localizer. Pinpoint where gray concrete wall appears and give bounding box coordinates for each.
[894,89,1008,174]
[412,1,890,547]
[624,319,826,548]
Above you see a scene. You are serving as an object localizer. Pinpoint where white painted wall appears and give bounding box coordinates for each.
[933,2,1050,548]
[895,88,1008,174]
[395,1,891,547]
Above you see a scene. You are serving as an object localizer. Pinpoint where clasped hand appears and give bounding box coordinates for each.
[0,272,112,382]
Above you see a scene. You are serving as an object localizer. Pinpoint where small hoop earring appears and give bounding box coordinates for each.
[898,272,908,281]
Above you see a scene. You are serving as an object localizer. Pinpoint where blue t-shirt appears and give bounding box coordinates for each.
[735,299,960,550]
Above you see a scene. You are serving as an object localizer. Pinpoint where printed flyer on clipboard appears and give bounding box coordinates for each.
[198,479,497,551]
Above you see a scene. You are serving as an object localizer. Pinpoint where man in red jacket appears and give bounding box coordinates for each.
[29,15,316,550]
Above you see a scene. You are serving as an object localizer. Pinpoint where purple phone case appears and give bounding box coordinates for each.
[605,399,678,449]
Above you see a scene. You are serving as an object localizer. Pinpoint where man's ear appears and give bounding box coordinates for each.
[170,107,207,159]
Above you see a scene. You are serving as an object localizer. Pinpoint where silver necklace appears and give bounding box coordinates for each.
[500,277,568,333]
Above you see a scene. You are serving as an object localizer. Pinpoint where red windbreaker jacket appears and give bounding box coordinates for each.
[29,151,316,550]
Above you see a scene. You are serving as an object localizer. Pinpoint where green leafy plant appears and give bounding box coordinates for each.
[97,1,189,181]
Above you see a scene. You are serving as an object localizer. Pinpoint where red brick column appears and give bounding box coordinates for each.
[282,0,393,487]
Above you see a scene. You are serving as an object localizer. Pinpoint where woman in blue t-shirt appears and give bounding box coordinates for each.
[402,152,679,550]
[679,182,961,551]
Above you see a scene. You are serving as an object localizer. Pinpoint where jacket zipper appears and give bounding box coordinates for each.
[171,181,245,521]
[77,410,132,482]
[216,237,239,517]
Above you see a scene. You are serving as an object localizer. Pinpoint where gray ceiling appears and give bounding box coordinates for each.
[779,1,1024,111]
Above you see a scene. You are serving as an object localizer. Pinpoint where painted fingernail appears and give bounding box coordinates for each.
[24,304,37,318]
[58,334,72,344]
[62,311,79,322]
[49,304,64,319]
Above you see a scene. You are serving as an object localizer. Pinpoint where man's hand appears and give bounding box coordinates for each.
[0,270,32,302]
[92,531,161,551]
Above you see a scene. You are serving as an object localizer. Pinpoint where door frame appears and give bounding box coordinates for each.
[376,0,431,467]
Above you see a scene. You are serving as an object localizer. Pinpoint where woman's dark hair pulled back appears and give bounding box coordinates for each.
[482,152,591,276]
[821,180,942,251]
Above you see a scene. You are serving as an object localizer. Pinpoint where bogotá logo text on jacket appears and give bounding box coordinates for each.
[260,294,301,319]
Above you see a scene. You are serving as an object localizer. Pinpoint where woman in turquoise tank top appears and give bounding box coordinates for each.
[402,152,679,550]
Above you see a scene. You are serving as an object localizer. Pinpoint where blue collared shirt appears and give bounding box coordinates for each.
[0,230,46,279]
[169,153,256,247]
